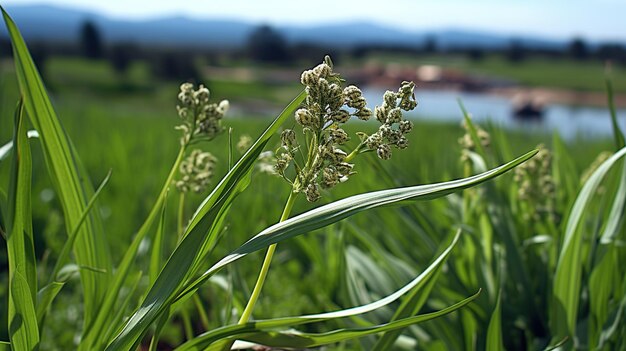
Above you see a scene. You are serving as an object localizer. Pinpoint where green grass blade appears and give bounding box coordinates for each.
[80,147,186,350]
[49,170,112,283]
[99,271,143,346]
[105,91,306,351]
[0,341,10,351]
[553,145,626,338]
[36,281,64,327]
[10,271,39,351]
[605,79,625,149]
[181,150,536,298]
[6,99,39,350]
[599,159,626,244]
[1,7,112,329]
[180,291,480,351]
[0,130,38,162]
[149,189,169,285]
[486,292,503,351]
[35,171,110,331]
[371,231,461,351]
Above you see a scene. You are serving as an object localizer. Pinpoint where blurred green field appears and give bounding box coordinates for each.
[1,52,624,350]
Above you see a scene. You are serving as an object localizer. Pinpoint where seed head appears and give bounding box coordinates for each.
[399,120,413,134]
[377,144,392,160]
[176,83,227,144]
[176,149,217,193]
[295,108,319,128]
[281,129,297,148]
[305,183,321,202]
[330,128,349,144]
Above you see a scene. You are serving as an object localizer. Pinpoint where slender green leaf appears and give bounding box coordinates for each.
[605,79,625,149]
[0,341,10,351]
[6,99,39,350]
[149,189,169,285]
[180,292,480,350]
[588,245,617,348]
[81,147,186,350]
[10,271,39,351]
[0,130,38,162]
[105,91,306,351]
[181,150,537,299]
[599,159,626,244]
[371,231,461,351]
[2,8,112,330]
[98,271,143,348]
[543,337,569,351]
[36,282,64,326]
[486,292,503,351]
[50,170,112,283]
[553,145,626,338]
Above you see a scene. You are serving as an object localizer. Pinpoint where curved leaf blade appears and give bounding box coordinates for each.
[181,150,537,297]
[184,292,480,351]
[553,146,626,338]
[6,100,39,350]
[1,7,112,329]
[176,231,461,350]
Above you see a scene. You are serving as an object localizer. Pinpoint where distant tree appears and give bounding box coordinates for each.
[568,37,589,60]
[596,43,626,64]
[506,39,526,63]
[30,43,49,79]
[150,51,201,82]
[466,47,485,62]
[80,20,104,59]
[247,25,290,63]
[109,43,136,76]
[0,37,11,59]
[423,36,438,53]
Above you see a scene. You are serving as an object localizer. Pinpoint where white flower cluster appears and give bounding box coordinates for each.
[363,81,418,160]
[275,56,371,202]
[175,149,217,193]
[176,83,229,145]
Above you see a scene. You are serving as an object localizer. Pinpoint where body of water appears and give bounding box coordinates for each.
[364,88,626,140]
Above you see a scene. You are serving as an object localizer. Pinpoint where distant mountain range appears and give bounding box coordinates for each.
[0,4,574,50]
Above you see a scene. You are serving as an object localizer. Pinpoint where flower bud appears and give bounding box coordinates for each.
[330,128,349,144]
[377,143,392,160]
[281,129,297,148]
[399,120,413,134]
[386,107,402,124]
[355,107,372,121]
[305,183,321,202]
[331,109,351,123]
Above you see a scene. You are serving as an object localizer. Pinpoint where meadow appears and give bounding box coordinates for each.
[1,8,625,351]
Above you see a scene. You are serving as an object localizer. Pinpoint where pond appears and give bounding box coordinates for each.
[364,88,626,140]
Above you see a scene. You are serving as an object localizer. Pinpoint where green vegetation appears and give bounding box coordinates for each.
[1,7,626,351]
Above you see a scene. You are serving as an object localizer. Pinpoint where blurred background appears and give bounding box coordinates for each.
[1,0,626,138]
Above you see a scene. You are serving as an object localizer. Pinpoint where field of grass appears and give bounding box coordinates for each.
[1,12,626,351]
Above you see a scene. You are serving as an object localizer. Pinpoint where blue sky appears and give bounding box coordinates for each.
[5,0,626,41]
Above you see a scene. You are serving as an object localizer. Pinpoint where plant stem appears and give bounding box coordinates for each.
[345,142,365,163]
[238,190,298,323]
[178,192,186,239]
